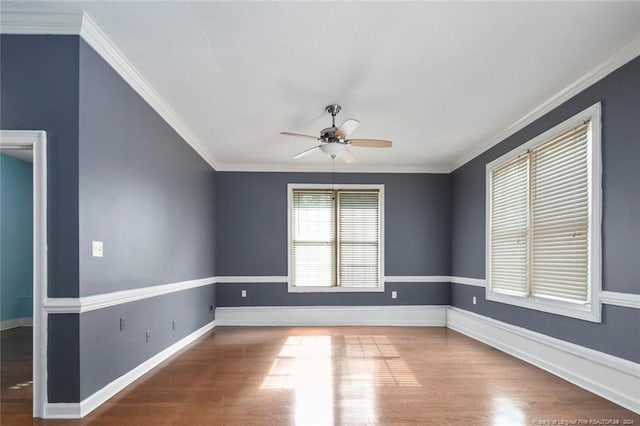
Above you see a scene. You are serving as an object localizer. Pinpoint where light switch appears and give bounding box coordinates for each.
[241,290,247,298]
[391,291,397,299]
[92,241,103,257]
[473,296,477,305]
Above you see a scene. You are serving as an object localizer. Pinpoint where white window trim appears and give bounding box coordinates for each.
[485,103,602,322]
[287,183,385,293]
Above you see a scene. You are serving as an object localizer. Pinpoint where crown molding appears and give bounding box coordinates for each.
[214,161,450,174]
[0,10,83,34]
[1,10,219,171]
[78,13,218,170]
[449,34,640,172]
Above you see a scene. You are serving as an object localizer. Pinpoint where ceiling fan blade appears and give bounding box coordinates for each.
[348,139,393,148]
[292,145,321,159]
[341,148,355,163]
[281,132,320,140]
[335,119,360,139]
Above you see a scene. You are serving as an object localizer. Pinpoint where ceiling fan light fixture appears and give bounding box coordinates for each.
[319,143,346,157]
[283,104,392,163]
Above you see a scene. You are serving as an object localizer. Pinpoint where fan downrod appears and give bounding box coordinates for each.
[325,104,342,130]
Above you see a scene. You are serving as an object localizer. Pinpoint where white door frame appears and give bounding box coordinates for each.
[0,130,47,417]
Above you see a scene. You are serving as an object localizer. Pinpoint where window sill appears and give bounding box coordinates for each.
[486,290,601,323]
[288,285,385,293]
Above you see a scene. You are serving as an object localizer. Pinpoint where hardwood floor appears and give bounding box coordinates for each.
[2,326,638,425]
[1,327,33,424]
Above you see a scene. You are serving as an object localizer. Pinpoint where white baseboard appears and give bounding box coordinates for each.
[215,305,447,326]
[43,403,81,419]
[0,317,33,331]
[446,307,640,414]
[43,320,216,419]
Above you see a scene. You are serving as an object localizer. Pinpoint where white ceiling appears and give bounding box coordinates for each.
[3,1,640,172]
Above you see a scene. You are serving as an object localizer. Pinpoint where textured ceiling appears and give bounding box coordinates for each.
[3,1,640,172]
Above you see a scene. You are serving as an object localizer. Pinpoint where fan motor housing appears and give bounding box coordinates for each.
[320,127,346,143]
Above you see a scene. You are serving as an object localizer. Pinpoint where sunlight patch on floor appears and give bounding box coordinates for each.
[8,380,32,390]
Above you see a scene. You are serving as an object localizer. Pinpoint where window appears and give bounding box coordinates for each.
[486,103,601,322]
[288,184,384,292]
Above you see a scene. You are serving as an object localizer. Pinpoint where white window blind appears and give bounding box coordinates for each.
[486,103,600,322]
[489,154,530,296]
[530,122,590,303]
[291,188,381,289]
[338,191,380,288]
[291,191,335,287]
[488,120,593,304]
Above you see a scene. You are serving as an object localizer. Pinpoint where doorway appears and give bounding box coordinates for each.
[0,130,47,418]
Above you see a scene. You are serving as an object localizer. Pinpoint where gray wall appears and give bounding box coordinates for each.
[216,172,451,306]
[217,282,449,307]
[76,39,217,399]
[1,35,80,298]
[1,35,82,403]
[48,314,80,402]
[79,284,214,399]
[450,56,640,363]
[78,40,216,296]
[1,35,217,403]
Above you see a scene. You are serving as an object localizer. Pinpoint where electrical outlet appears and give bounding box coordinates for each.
[241,289,247,298]
[145,330,151,342]
[119,317,126,331]
[391,291,397,299]
[172,320,176,331]
[92,241,103,257]
[473,296,477,305]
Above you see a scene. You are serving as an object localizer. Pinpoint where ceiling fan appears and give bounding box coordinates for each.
[281,104,392,163]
